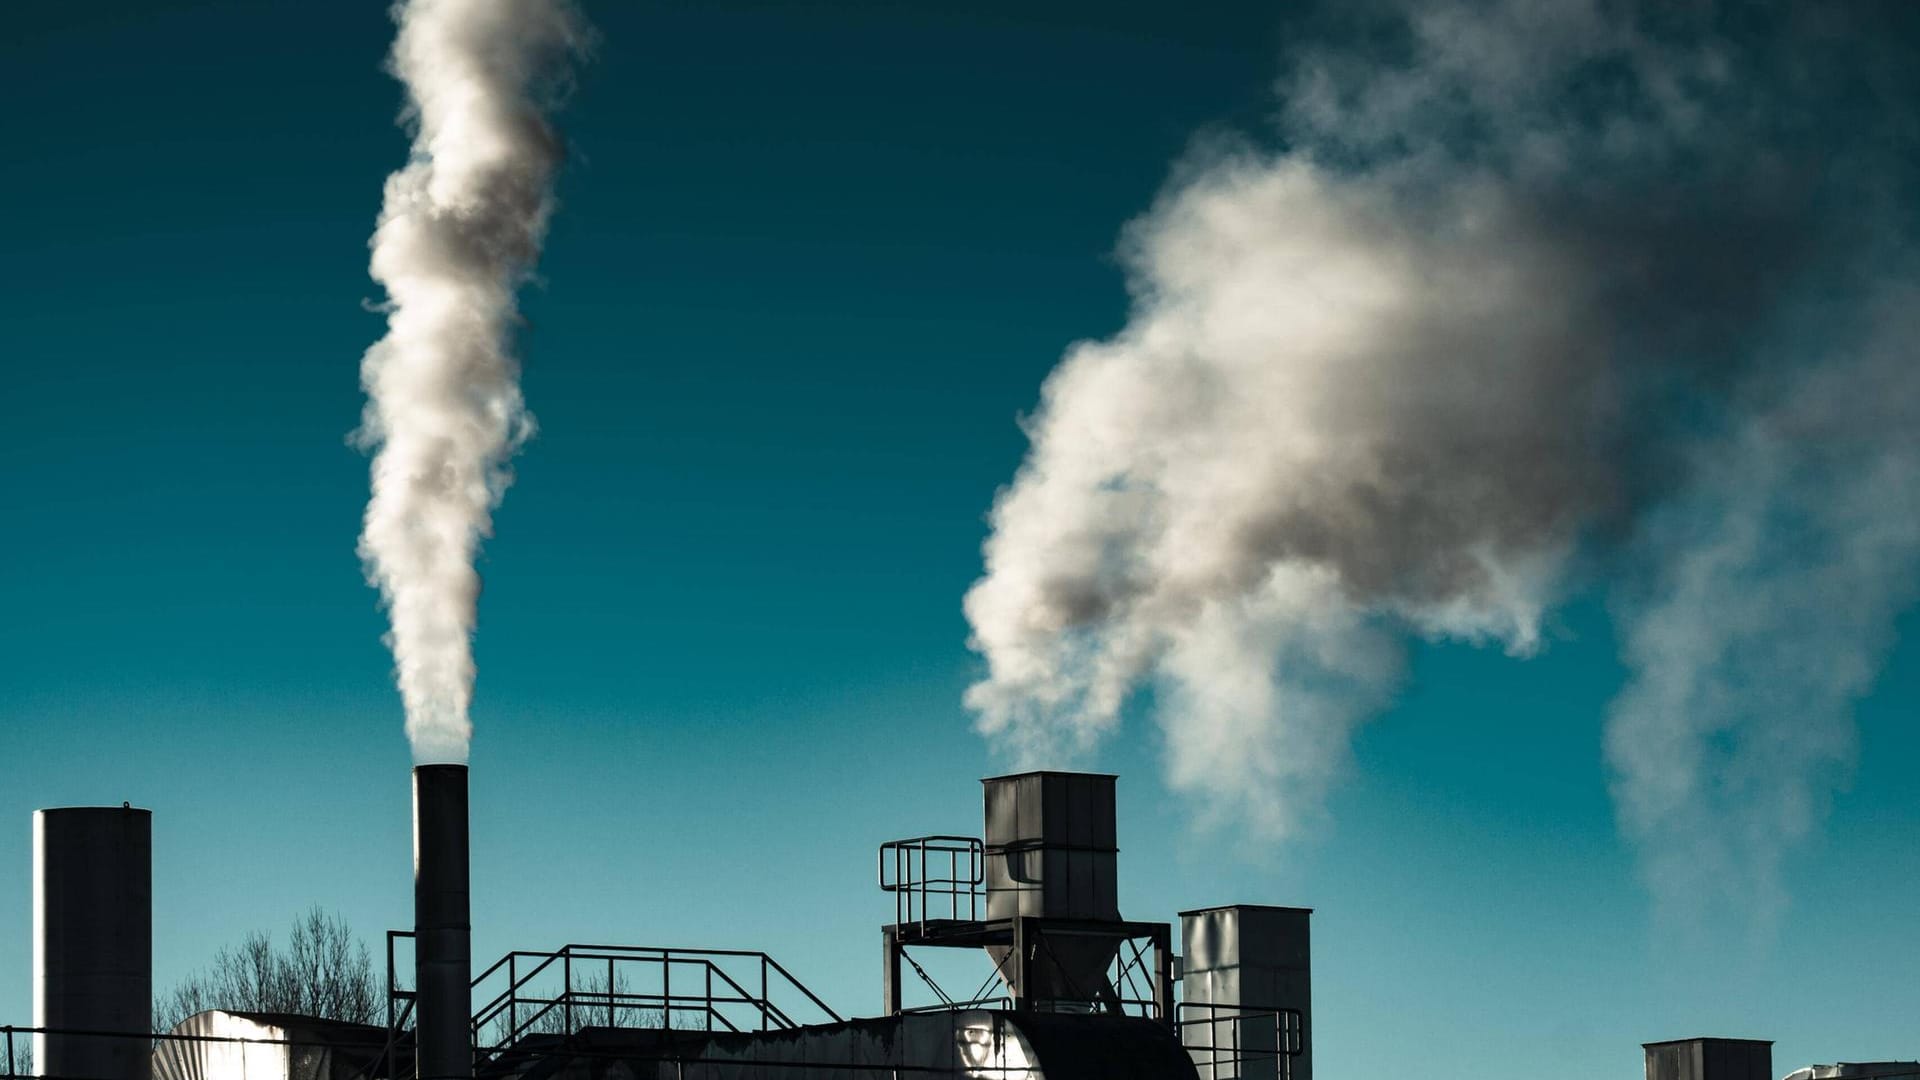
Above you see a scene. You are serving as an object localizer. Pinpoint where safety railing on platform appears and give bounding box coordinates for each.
[386,932,844,1060]
[470,943,842,1051]
[1176,1002,1304,1080]
[879,835,984,932]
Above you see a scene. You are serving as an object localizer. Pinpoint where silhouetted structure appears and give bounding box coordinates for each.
[33,806,151,1080]
[37,768,1917,1080]
[411,766,470,1080]
[1644,1037,1773,1080]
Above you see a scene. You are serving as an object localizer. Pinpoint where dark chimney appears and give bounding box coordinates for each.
[413,765,471,1080]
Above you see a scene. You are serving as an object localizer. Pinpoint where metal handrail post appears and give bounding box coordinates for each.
[386,932,396,1032]
[1234,1011,1241,1080]
[563,951,573,1034]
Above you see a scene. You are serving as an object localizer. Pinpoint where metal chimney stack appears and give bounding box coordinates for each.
[413,765,471,1080]
[33,805,152,1080]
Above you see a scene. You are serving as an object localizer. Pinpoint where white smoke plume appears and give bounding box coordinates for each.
[357,0,588,764]
[965,0,1920,909]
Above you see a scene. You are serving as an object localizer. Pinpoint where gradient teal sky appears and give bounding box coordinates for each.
[3,4,1918,1078]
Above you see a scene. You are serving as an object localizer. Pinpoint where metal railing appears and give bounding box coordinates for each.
[471,943,842,1051]
[879,836,984,931]
[900,996,1014,1015]
[469,943,843,1049]
[1175,1002,1304,1080]
[384,930,415,1035]
[386,933,843,1060]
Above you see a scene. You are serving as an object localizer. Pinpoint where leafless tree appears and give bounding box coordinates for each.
[3,1038,29,1079]
[154,908,378,1033]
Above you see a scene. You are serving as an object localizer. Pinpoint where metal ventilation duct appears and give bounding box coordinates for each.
[981,772,1122,1004]
[33,805,152,1080]
[413,765,471,1080]
[1180,905,1312,1080]
[982,772,1119,922]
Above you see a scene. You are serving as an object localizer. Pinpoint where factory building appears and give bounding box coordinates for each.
[22,770,1307,1080]
[15,772,1912,1080]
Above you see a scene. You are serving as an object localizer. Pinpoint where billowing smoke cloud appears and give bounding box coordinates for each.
[357,0,587,763]
[965,0,1919,909]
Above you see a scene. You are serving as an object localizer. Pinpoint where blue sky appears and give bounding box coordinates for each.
[3,3,1918,1078]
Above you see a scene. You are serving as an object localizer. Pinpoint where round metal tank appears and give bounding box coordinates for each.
[33,805,153,1080]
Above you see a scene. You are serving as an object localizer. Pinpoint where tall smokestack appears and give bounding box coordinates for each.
[33,806,152,1080]
[413,765,470,1080]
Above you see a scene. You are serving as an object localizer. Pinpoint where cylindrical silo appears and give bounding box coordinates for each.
[413,765,471,1080]
[33,805,153,1080]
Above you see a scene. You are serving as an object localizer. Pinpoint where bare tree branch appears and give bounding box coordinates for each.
[154,908,378,1032]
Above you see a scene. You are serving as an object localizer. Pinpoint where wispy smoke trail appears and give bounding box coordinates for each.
[965,0,1919,912]
[357,0,587,764]
[1606,278,1920,925]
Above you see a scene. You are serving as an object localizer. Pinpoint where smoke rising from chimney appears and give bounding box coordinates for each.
[357,0,588,764]
[964,0,1920,916]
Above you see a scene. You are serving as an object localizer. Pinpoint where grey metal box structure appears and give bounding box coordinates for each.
[983,772,1119,922]
[1644,1038,1774,1080]
[1180,905,1311,1080]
